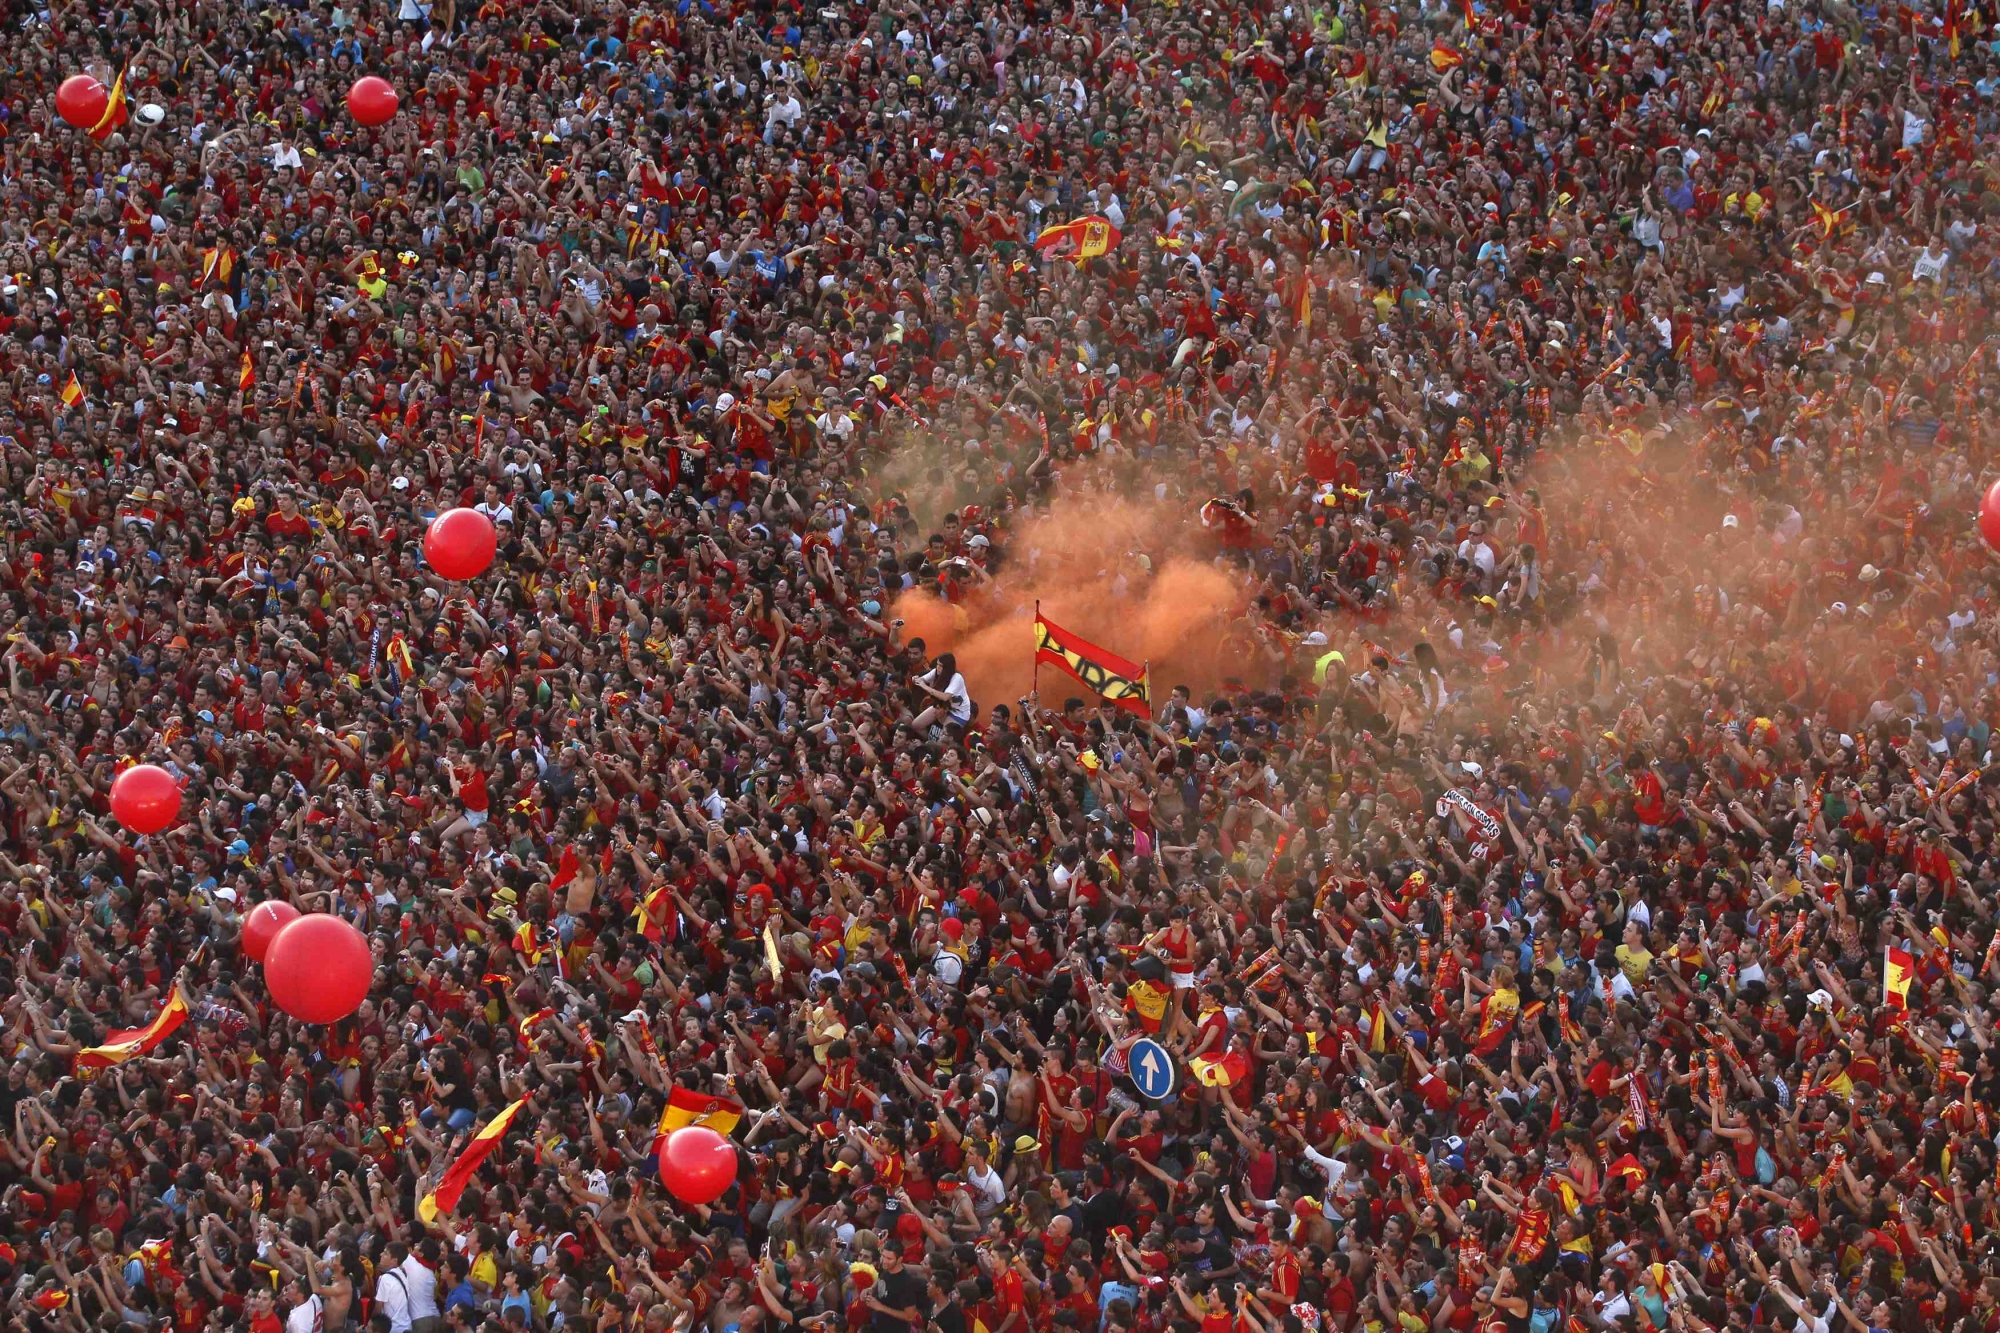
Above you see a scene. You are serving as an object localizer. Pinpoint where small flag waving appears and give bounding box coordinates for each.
[417,1096,529,1223]
[75,988,190,1075]
[239,350,255,394]
[1033,610,1151,719]
[89,69,128,142]
[1430,40,1464,70]
[60,371,84,410]
[1884,945,1915,1009]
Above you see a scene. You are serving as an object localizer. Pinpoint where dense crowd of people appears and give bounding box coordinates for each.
[6,0,2000,1330]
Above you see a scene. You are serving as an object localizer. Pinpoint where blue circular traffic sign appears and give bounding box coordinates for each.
[1128,1037,1176,1101]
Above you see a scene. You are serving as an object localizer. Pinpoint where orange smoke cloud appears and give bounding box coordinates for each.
[890,495,1244,711]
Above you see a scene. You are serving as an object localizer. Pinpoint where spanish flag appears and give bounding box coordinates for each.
[659,1086,744,1136]
[1471,984,1520,1055]
[1033,610,1151,719]
[198,245,235,291]
[239,350,255,394]
[1295,280,1312,336]
[1812,200,1840,239]
[1430,40,1464,70]
[1188,1050,1251,1088]
[89,68,128,142]
[418,1096,529,1222]
[1883,945,1916,1009]
[647,1086,745,1156]
[1606,1154,1648,1189]
[1033,214,1122,265]
[60,371,84,410]
[76,988,190,1075]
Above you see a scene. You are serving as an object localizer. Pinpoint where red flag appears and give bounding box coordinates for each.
[1033,611,1151,719]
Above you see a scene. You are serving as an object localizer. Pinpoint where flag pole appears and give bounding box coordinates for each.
[1032,600,1042,698]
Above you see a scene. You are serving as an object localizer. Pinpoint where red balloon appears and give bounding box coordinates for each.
[347,76,399,127]
[241,900,302,963]
[425,508,497,580]
[1981,480,2000,553]
[110,763,182,835]
[659,1126,738,1205]
[264,914,373,1024]
[56,75,108,130]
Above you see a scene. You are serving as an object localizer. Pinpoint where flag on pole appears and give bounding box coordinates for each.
[1430,40,1464,70]
[239,350,255,394]
[1883,945,1915,1009]
[60,371,84,410]
[1033,610,1151,719]
[75,988,190,1075]
[417,1096,530,1222]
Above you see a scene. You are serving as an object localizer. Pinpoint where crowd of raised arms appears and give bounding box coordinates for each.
[9,0,2000,1332]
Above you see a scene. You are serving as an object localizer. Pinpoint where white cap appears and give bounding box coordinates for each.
[715,392,737,413]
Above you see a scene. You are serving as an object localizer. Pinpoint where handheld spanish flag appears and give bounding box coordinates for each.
[1883,945,1915,1009]
[239,349,255,394]
[647,1086,745,1157]
[89,68,128,142]
[60,371,85,410]
[75,987,190,1076]
[1606,1153,1649,1189]
[1471,984,1520,1055]
[1430,40,1464,70]
[417,1095,529,1223]
[1033,214,1122,265]
[1188,1050,1251,1088]
[1033,608,1151,719]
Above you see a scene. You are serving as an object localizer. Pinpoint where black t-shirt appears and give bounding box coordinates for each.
[933,1300,967,1333]
[871,1268,930,1333]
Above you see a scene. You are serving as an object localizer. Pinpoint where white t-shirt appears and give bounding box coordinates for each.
[286,1295,323,1333]
[966,1161,1007,1215]
[930,669,973,723]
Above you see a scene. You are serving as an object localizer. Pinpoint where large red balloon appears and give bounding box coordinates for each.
[110,763,182,834]
[264,914,373,1024]
[659,1126,738,1205]
[1981,480,2000,553]
[347,76,399,127]
[56,75,108,129]
[241,900,302,962]
[424,508,497,580]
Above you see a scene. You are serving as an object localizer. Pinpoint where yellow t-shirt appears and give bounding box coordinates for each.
[1615,943,1653,983]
